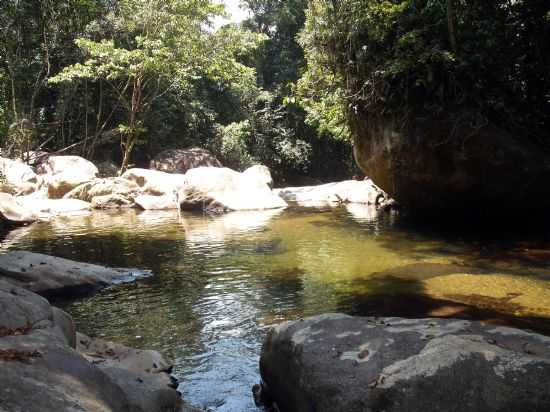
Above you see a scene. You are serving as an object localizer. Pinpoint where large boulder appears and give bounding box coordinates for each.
[121,168,186,196]
[353,117,550,218]
[64,177,140,203]
[38,155,99,198]
[0,279,187,412]
[135,194,178,210]
[178,167,287,212]
[0,192,37,225]
[0,250,151,298]
[91,194,135,209]
[243,165,273,188]
[259,314,550,412]
[37,155,99,177]
[275,179,389,207]
[150,147,222,174]
[0,156,40,195]
[17,197,92,216]
[76,333,182,412]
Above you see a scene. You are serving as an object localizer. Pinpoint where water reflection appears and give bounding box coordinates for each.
[2,208,550,410]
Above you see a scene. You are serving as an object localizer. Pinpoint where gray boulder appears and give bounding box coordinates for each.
[150,147,222,174]
[38,155,99,198]
[259,314,550,412]
[275,179,389,207]
[0,250,151,298]
[178,166,287,212]
[0,192,38,225]
[0,280,187,412]
[64,177,140,202]
[0,156,40,195]
[76,333,182,412]
[135,194,178,210]
[121,168,186,196]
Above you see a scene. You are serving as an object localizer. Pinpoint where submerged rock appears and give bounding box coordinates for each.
[259,314,550,412]
[0,251,151,298]
[150,147,222,174]
[275,179,389,207]
[178,166,287,212]
[0,280,189,412]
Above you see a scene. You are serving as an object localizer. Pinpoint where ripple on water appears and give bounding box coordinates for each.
[3,207,550,411]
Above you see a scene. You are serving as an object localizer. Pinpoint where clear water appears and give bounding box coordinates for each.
[2,206,550,411]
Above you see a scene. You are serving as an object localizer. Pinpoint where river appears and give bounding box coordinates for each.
[2,206,550,411]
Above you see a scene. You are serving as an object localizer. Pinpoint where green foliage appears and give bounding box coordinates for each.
[217,91,312,177]
[49,0,264,169]
[298,0,550,144]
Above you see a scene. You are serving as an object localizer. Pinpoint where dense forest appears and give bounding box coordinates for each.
[1,0,549,185]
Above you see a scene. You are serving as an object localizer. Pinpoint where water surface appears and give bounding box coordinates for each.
[3,206,550,411]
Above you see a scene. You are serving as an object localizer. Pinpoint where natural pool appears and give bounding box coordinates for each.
[2,206,550,411]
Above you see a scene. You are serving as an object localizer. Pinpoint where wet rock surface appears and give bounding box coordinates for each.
[0,250,150,298]
[259,314,550,412]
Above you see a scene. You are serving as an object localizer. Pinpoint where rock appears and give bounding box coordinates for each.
[135,194,178,210]
[96,160,120,177]
[64,177,140,203]
[243,164,274,188]
[0,192,37,225]
[0,250,151,298]
[0,156,39,194]
[0,280,187,412]
[37,155,99,177]
[150,147,222,174]
[260,314,550,412]
[91,193,135,209]
[275,179,389,207]
[121,168,186,196]
[76,333,182,412]
[45,172,95,199]
[22,150,49,166]
[178,167,287,212]
[352,117,550,218]
[37,155,98,198]
[17,197,92,216]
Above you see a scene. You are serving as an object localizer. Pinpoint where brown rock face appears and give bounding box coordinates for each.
[150,147,222,174]
[352,116,550,218]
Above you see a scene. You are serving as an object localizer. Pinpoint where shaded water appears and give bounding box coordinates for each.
[3,206,550,411]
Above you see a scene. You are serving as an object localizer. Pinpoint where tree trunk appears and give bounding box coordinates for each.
[447,0,457,52]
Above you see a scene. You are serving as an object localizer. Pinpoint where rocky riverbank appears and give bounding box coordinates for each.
[0,151,392,226]
[0,253,200,412]
[258,314,550,412]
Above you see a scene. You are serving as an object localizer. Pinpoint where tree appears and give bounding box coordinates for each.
[50,0,262,171]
